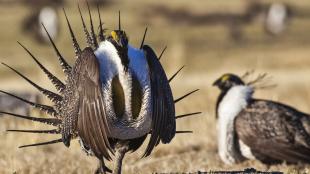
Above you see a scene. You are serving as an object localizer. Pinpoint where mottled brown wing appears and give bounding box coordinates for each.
[76,47,113,160]
[142,45,176,157]
[235,99,310,164]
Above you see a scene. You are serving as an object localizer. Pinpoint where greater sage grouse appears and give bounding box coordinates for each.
[213,73,310,165]
[22,0,63,43]
[1,5,199,174]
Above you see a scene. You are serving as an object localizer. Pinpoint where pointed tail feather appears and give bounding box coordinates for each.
[7,129,60,134]
[148,130,193,134]
[63,8,81,58]
[78,4,92,47]
[17,42,65,93]
[158,46,167,60]
[41,23,72,75]
[174,89,199,103]
[19,138,62,148]
[0,90,57,116]
[140,27,148,49]
[1,63,62,104]
[0,111,61,126]
[87,2,98,48]
[118,11,121,31]
[169,65,185,82]
[175,131,193,134]
[97,5,105,42]
[176,112,202,119]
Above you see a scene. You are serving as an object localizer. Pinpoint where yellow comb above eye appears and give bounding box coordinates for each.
[221,75,230,82]
[111,31,118,41]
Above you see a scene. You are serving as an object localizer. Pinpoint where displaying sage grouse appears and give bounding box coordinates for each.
[1,4,199,174]
[213,73,310,165]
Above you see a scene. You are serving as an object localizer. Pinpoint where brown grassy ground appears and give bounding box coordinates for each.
[1,0,310,173]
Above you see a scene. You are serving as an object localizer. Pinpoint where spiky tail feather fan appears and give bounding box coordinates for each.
[1,4,200,150]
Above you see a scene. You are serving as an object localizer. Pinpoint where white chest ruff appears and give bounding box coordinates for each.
[217,85,253,164]
[239,140,255,160]
[94,41,152,140]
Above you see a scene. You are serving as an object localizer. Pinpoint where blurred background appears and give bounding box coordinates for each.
[0,0,310,173]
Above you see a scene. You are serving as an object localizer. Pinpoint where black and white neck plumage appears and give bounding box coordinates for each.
[1,5,199,174]
[213,73,310,165]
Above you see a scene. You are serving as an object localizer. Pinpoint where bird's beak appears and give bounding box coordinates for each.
[111,30,127,47]
[212,78,221,87]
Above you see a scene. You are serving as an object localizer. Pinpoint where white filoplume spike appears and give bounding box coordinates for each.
[94,41,152,140]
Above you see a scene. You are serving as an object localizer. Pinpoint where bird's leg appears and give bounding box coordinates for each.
[113,144,129,174]
[95,158,112,174]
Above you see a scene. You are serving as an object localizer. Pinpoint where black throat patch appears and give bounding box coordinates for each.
[107,34,130,72]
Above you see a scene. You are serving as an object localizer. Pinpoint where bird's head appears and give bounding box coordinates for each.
[108,30,130,71]
[109,30,128,48]
[213,73,245,91]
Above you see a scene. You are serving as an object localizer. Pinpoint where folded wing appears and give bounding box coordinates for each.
[76,47,113,160]
[142,45,176,157]
[236,99,310,164]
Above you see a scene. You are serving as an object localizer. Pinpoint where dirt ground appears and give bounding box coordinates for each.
[1,0,310,173]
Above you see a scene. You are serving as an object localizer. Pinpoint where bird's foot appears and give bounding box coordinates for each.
[95,159,112,174]
[95,165,112,174]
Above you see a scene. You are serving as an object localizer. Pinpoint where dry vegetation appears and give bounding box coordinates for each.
[1,0,310,173]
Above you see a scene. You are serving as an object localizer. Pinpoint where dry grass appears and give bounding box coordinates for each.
[1,0,310,173]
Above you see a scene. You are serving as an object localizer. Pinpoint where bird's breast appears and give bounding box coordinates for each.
[217,85,253,164]
[94,42,152,139]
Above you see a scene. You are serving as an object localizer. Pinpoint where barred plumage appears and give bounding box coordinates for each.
[214,73,310,165]
[1,4,199,174]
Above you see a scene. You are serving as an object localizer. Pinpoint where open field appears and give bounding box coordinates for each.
[1,0,310,173]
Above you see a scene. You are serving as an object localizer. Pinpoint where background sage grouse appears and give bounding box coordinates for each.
[213,73,310,165]
[0,4,199,174]
[22,0,63,43]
